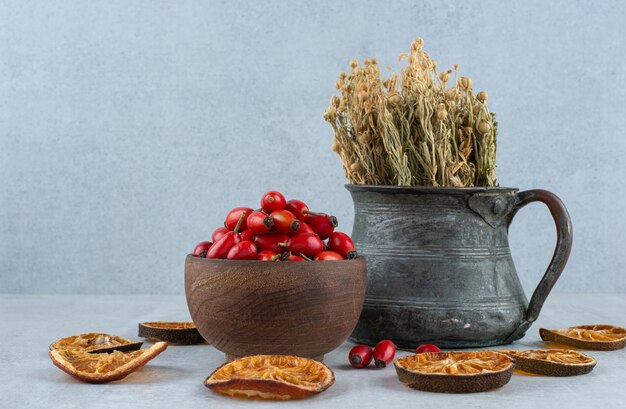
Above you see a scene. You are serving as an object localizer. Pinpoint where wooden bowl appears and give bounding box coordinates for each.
[184,255,366,361]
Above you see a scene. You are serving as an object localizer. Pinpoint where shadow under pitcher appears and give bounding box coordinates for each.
[347,185,573,348]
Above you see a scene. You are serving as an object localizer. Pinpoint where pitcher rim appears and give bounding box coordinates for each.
[344,184,518,194]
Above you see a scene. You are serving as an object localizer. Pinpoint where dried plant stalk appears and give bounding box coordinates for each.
[324,39,498,187]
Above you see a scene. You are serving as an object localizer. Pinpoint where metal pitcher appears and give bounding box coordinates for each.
[347,185,573,348]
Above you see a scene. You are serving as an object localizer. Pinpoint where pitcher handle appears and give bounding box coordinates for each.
[504,189,573,343]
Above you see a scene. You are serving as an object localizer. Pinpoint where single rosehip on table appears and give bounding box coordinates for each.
[373,340,396,368]
[415,344,441,353]
[349,345,373,368]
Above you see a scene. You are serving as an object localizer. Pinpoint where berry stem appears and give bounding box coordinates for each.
[234,212,246,233]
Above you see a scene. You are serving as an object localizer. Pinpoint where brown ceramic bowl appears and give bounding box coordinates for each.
[184,254,366,361]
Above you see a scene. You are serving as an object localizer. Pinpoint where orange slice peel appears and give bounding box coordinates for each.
[49,341,168,383]
[204,355,334,400]
[394,351,515,393]
[499,349,596,376]
[138,321,205,344]
[540,325,626,350]
[50,333,143,354]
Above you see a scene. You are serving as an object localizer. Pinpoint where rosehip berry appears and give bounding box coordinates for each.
[206,232,241,259]
[415,344,441,354]
[280,233,324,257]
[282,252,305,261]
[270,210,300,235]
[192,241,212,258]
[211,227,230,243]
[246,211,274,235]
[239,229,255,242]
[314,251,344,260]
[226,241,258,260]
[328,231,357,259]
[297,221,315,235]
[256,250,281,261]
[254,233,290,253]
[225,207,254,231]
[304,212,337,240]
[349,345,373,368]
[373,340,396,368]
[261,191,286,213]
[207,213,246,259]
[285,199,310,220]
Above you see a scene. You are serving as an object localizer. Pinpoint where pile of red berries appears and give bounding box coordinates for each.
[191,191,357,261]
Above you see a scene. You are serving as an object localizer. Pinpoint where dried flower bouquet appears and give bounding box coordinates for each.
[324,39,498,187]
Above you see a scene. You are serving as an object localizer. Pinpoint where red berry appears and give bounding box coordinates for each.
[192,241,212,258]
[415,344,441,354]
[261,191,286,213]
[254,233,290,253]
[285,199,310,220]
[328,232,357,259]
[297,221,315,235]
[239,229,255,242]
[373,340,396,368]
[304,212,337,240]
[282,252,305,261]
[314,251,344,260]
[227,241,258,260]
[270,210,300,235]
[349,345,373,368]
[256,250,281,261]
[225,207,253,231]
[211,227,230,243]
[281,233,324,257]
[206,232,241,259]
[246,211,274,235]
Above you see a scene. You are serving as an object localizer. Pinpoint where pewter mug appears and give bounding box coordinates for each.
[347,185,573,348]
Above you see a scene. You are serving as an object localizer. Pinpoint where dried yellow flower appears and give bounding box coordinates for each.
[358,131,373,145]
[350,162,364,173]
[387,93,402,106]
[476,91,488,103]
[460,76,473,90]
[477,120,492,135]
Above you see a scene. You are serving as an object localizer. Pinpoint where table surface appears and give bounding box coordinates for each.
[1,293,624,408]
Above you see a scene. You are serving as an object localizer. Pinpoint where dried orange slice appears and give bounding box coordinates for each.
[500,349,596,376]
[49,342,167,383]
[394,351,515,393]
[50,333,143,354]
[204,355,334,400]
[540,325,626,350]
[138,322,205,344]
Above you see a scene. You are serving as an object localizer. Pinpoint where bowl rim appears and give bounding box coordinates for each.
[185,254,366,263]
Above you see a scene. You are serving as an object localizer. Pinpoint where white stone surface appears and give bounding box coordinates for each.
[1,294,624,408]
